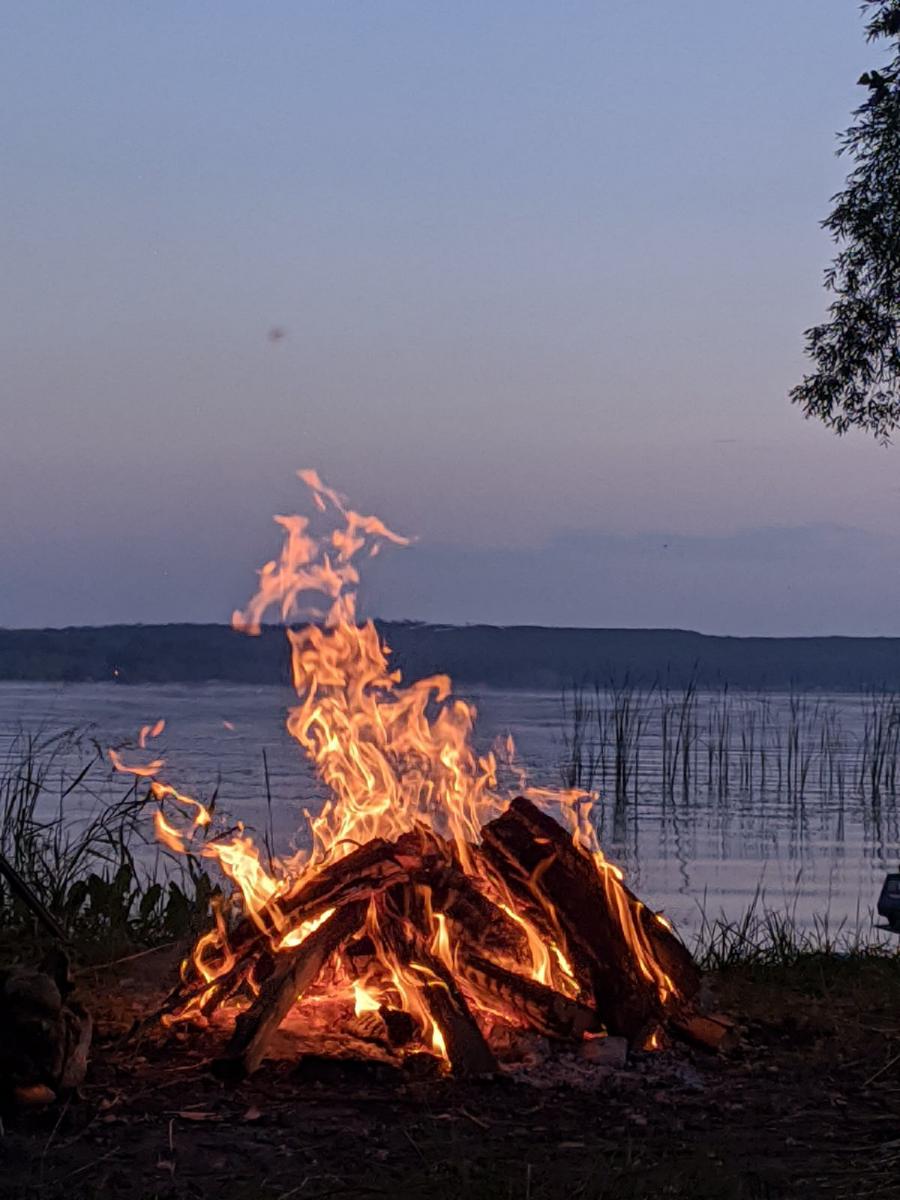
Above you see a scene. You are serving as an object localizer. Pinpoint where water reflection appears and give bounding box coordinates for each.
[0,681,897,939]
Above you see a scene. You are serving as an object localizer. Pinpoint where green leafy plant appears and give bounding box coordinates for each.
[0,729,217,961]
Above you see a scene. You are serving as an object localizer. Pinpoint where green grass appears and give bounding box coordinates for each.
[693,884,898,974]
[0,729,216,963]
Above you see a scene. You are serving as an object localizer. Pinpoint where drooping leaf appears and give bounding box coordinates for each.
[792,1,900,439]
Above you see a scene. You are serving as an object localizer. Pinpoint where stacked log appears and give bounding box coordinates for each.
[216,901,369,1081]
[481,797,700,1039]
[158,798,703,1078]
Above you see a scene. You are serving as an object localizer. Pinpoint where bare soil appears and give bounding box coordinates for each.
[1,946,898,1200]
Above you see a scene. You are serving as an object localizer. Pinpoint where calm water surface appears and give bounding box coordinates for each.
[1,681,897,942]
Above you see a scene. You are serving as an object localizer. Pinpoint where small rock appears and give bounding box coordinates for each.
[3,969,62,1015]
[0,967,93,1108]
[580,1036,628,1069]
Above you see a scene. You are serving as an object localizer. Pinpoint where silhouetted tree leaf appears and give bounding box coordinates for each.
[791,1,900,440]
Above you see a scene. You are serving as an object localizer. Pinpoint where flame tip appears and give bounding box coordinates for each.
[116,468,679,1043]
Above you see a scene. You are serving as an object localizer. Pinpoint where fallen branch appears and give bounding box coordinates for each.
[0,855,70,944]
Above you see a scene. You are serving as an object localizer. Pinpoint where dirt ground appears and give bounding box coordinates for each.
[1,947,899,1200]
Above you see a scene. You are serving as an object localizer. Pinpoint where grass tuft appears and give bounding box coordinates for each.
[0,728,216,963]
[694,884,898,973]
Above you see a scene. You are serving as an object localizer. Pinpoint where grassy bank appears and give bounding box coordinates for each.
[0,730,215,963]
[1,728,896,969]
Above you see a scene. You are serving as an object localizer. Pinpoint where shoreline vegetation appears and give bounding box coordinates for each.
[0,731,216,963]
[7,622,900,689]
[0,727,895,969]
[2,730,898,1199]
[559,683,900,812]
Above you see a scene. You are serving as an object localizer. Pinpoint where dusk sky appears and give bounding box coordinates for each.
[3,1,900,635]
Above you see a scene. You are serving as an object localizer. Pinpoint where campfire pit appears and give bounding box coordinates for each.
[155,797,700,1080]
[113,472,704,1079]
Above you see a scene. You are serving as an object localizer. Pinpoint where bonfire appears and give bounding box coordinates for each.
[112,471,705,1079]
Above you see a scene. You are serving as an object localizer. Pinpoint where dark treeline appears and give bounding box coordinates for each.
[5,623,900,690]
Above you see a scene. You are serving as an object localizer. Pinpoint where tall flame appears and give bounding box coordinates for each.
[111,471,676,1050]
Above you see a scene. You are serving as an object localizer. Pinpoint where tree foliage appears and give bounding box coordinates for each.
[791,1,900,439]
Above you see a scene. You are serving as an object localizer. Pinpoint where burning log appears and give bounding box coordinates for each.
[215,900,367,1081]
[157,835,432,1020]
[230,833,429,955]
[411,951,498,1078]
[481,797,699,1041]
[428,855,531,963]
[633,909,700,1005]
[459,953,599,1041]
[376,888,498,1078]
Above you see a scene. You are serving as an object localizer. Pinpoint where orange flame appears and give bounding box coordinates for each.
[111,470,677,1058]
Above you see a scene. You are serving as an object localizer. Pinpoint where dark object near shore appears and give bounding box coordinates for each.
[877,872,900,932]
[0,951,92,1110]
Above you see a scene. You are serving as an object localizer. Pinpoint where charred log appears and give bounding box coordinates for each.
[378,1005,418,1048]
[481,796,698,1040]
[215,900,367,1081]
[459,952,599,1041]
[376,888,497,1078]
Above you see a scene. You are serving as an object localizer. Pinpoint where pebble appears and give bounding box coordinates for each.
[580,1037,628,1069]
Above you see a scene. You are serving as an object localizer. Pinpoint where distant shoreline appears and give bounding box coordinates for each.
[4,622,900,691]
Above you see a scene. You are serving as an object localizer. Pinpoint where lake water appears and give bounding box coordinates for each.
[1,681,898,944]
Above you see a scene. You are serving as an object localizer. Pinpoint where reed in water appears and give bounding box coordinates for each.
[560,682,900,816]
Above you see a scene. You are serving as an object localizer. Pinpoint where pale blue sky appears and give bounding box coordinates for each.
[2,1,898,633]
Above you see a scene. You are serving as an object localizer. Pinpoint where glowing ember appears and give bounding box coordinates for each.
[111,471,695,1074]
